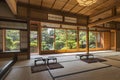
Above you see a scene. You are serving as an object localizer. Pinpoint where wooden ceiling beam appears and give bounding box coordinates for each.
[90,1,120,18]
[85,0,108,15]
[51,0,56,9]
[76,7,85,14]
[61,0,69,10]
[5,0,17,15]
[88,14,120,27]
[69,3,78,12]
[41,0,43,7]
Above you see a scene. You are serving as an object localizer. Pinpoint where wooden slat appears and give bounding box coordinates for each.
[16,0,119,17]
[51,0,56,9]
[42,0,55,8]
[90,0,120,17]
[52,0,68,10]
[69,3,78,12]
[90,10,112,23]
[63,0,76,11]
[76,7,86,14]
[80,0,107,15]
[68,0,78,5]
[60,0,69,10]
[86,0,115,15]
[71,5,84,13]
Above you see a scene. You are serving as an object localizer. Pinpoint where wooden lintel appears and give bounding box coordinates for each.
[88,14,120,27]
[91,26,116,30]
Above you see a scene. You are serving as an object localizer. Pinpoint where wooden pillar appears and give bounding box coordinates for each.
[96,32,98,48]
[112,6,117,51]
[77,27,79,50]
[86,26,89,55]
[3,30,5,52]
[54,28,55,53]
[115,30,117,51]
[109,31,111,50]
[38,23,41,55]
[86,17,89,55]
[27,0,30,59]
[66,29,68,50]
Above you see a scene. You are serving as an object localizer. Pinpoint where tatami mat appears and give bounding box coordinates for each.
[4,67,53,80]
[50,60,109,78]
[56,67,120,80]
[93,51,120,57]
[57,56,79,63]
[106,55,120,61]
[101,58,120,68]
[12,60,34,68]
[4,51,120,80]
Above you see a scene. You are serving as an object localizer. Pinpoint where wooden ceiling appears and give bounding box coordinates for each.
[15,0,120,28]
[16,0,118,16]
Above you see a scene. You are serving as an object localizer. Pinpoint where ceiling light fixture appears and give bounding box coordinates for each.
[76,0,97,6]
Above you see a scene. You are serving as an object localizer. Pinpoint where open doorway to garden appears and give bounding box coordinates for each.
[30,31,38,55]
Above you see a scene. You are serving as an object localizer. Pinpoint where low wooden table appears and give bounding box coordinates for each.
[34,57,46,65]
[76,54,94,59]
[47,57,57,64]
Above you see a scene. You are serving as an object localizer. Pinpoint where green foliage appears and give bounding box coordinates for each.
[41,28,54,50]
[61,47,69,50]
[89,32,96,48]
[41,28,98,51]
[6,37,13,50]
[55,41,65,50]
[6,30,20,51]
[67,40,77,49]
[30,42,37,47]
[30,40,37,47]
[41,42,49,50]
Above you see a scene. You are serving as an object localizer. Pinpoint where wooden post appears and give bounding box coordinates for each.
[112,6,117,51]
[86,26,89,55]
[3,30,5,52]
[86,17,89,57]
[115,30,117,51]
[96,32,98,48]
[27,0,30,59]
[38,23,41,55]
[77,27,79,50]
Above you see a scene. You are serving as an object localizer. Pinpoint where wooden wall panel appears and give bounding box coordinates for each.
[104,32,110,50]
[0,30,3,52]
[30,9,48,20]
[116,30,120,51]
[110,30,116,50]
[77,17,87,26]
[20,30,28,51]
[18,6,27,18]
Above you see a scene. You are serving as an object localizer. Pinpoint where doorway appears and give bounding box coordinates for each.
[30,31,39,55]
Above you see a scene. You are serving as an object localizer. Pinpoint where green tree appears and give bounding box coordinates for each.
[6,30,20,51]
